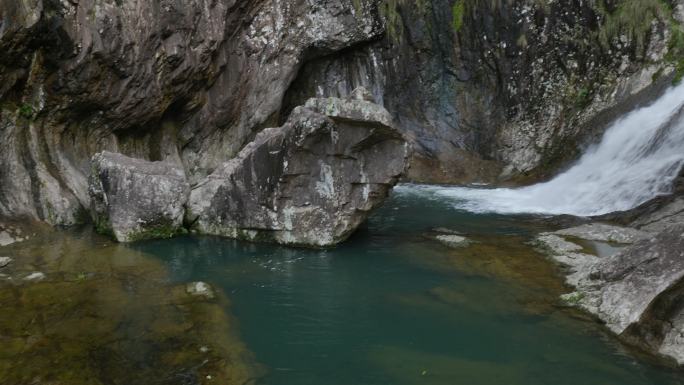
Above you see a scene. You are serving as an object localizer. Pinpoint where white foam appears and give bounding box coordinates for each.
[400,84,684,217]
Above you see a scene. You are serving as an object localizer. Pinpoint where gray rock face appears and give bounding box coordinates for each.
[538,222,684,364]
[187,95,408,247]
[587,226,684,334]
[285,0,675,183]
[631,197,684,233]
[0,0,383,225]
[0,0,678,226]
[554,223,651,244]
[89,152,189,242]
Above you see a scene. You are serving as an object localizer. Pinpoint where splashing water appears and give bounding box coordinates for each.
[400,84,684,217]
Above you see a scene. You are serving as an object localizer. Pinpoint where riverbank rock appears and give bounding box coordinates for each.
[89,152,189,242]
[538,222,684,364]
[631,197,684,233]
[554,223,651,244]
[187,94,409,247]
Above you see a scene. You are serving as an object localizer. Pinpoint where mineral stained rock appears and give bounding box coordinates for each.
[187,93,409,247]
[89,152,189,242]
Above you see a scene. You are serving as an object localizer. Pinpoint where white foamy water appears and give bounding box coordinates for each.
[400,84,684,217]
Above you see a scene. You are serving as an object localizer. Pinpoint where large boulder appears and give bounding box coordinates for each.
[89,152,189,242]
[186,92,409,247]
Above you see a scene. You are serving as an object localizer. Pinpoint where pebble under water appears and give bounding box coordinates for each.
[132,190,684,385]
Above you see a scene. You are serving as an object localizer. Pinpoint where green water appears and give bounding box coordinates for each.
[134,191,684,385]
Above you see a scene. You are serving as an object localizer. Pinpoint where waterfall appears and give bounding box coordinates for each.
[402,84,684,217]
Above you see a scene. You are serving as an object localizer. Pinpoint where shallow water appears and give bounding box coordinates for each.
[132,191,684,385]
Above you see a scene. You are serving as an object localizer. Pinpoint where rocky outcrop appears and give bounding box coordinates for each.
[187,93,408,247]
[0,0,384,225]
[537,221,684,364]
[554,223,651,244]
[89,152,189,242]
[456,0,677,179]
[286,0,681,183]
[2,0,681,228]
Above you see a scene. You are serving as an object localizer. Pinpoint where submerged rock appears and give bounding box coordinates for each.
[187,94,409,247]
[23,271,45,281]
[186,281,215,299]
[434,235,470,249]
[88,152,189,242]
[0,230,264,385]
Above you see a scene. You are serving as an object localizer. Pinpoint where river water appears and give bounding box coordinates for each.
[131,189,684,385]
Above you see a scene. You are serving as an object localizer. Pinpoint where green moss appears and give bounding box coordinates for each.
[452,1,464,33]
[666,22,684,83]
[352,0,363,15]
[94,219,114,238]
[18,103,33,119]
[128,224,186,242]
[381,0,404,41]
[652,67,665,82]
[561,291,586,306]
[574,87,592,108]
[594,0,668,52]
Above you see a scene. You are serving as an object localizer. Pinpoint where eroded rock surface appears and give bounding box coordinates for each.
[537,221,684,364]
[187,94,408,247]
[89,152,189,242]
[1,0,681,227]
[631,197,684,233]
[0,0,384,225]
[554,223,651,244]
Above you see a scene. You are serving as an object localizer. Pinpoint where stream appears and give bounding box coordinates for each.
[130,188,684,385]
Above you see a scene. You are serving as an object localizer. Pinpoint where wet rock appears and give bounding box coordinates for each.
[89,152,189,243]
[631,197,684,233]
[0,257,11,268]
[534,233,600,289]
[187,94,409,247]
[554,223,651,244]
